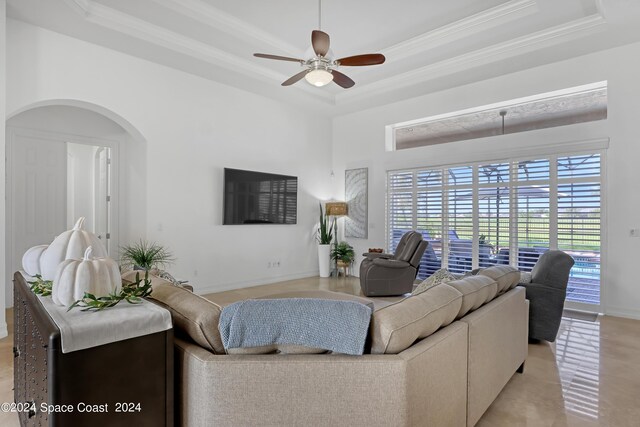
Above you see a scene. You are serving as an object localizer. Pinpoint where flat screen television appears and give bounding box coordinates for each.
[223,168,298,225]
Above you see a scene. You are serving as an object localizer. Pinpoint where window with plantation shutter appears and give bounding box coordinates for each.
[557,154,601,305]
[387,150,602,307]
[416,170,444,278]
[388,169,445,280]
[388,172,414,252]
[447,166,474,274]
[514,184,550,271]
[478,163,510,269]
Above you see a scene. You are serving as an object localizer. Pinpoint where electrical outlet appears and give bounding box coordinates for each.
[630,229,640,237]
[193,270,198,277]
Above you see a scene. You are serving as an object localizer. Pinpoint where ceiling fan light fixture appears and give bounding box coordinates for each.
[305,69,333,87]
[253,0,384,88]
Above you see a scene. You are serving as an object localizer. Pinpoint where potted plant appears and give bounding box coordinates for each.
[317,202,334,277]
[119,239,175,273]
[331,241,355,276]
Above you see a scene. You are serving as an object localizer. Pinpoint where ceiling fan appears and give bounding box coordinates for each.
[253,0,385,89]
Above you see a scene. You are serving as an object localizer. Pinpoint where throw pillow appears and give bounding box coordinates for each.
[413,268,456,295]
[520,271,533,283]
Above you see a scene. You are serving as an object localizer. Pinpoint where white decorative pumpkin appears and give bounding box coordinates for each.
[52,247,122,307]
[21,244,49,276]
[39,217,107,280]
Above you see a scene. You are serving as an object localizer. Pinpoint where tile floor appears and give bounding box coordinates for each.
[0,276,638,426]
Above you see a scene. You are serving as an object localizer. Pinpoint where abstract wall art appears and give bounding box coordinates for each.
[345,167,368,238]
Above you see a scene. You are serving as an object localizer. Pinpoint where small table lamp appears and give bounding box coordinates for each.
[325,202,348,276]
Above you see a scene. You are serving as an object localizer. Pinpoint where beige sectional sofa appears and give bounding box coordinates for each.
[147,265,528,427]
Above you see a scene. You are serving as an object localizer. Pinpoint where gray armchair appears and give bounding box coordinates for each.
[518,250,575,342]
[359,231,428,297]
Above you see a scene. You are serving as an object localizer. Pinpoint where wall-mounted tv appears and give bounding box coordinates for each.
[223,168,298,225]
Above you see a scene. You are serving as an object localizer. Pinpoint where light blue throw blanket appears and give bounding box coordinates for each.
[219,298,372,355]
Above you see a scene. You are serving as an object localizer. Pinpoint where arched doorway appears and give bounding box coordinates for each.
[5,101,146,307]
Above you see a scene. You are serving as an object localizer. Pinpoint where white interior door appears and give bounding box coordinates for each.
[9,132,67,278]
[94,147,111,253]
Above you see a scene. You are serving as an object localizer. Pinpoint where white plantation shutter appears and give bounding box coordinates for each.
[513,159,552,270]
[514,185,550,271]
[388,171,415,252]
[557,154,601,305]
[387,151,602,306]
[446,167,473,274]
[478,163,510,268]
[388,169,445,280]
[416,169,444,279]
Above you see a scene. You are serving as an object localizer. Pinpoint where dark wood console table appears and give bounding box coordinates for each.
[13,272,173,426]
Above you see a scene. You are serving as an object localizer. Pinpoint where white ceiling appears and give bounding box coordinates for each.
[7,0,640,116]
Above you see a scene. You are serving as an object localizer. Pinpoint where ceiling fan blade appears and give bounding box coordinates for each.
[254,53,304,63]
[282,70,309,86]
[331,70,355,89]
[312,30,330,57]
[336,54,386,66]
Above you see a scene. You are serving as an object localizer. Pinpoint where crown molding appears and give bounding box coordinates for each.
[149,0,303,58]
[61,0,333,103]
[60,0,607,109]
[336,14,607,105]
[63,0,92,16]
[383,0,538,62]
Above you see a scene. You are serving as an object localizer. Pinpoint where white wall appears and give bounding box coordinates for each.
[332,40,640,320]
[6,19,333,297]
[0,0,7,337]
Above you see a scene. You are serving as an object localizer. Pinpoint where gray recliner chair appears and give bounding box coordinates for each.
[359,231,428,297]
[518,250,575,342]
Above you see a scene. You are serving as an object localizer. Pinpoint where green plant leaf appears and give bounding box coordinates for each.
[331,241,356,262]
[28,275,53,297]
[316,202,335,244]
[119,239,175,270]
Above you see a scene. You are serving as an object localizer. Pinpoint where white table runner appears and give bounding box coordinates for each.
[22,272,172,353]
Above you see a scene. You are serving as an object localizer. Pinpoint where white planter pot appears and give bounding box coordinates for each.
[318,244,331,278]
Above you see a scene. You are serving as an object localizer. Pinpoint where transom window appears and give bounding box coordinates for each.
[387,152,602,306]
[389,82,607,151]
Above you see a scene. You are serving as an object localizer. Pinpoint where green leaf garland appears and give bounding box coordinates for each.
[27,275,53,296]
[68,271,153,312]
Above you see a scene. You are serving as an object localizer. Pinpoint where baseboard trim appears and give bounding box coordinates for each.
[604,306,640,320]
[194,271,320,296]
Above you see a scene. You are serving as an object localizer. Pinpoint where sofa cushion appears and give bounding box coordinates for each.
[147,282,225,354]
[412,268,457,295]
[478,265,521,294]
[445,276,498,319]
[226,344,327,355]
[370,284,463,354]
